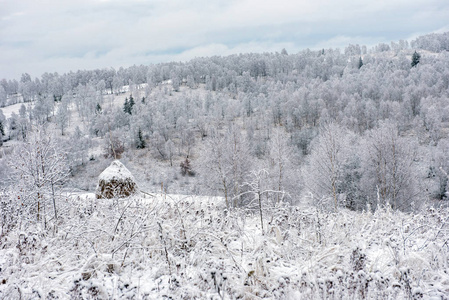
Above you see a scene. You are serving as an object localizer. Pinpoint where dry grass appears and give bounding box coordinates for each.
[96,178,138,199]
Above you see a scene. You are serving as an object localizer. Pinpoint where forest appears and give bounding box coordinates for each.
[0,31,449,298]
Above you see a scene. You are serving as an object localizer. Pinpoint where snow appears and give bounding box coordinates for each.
[1,192,448,298]
[0,101,32,119]
[2,41,449,298]
[98,160,135,182]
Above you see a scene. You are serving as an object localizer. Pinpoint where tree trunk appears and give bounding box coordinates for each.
[258,189,264,235]
[52,181,57,219]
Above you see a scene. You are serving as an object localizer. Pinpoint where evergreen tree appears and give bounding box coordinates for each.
[95,103,102,115]
[124,98,130,114]
[358,57,363,69]
[0,110,5,138]
[124,95,135,114]
[129,95,135,109]
[136,128,146,149]
[411,51,421,67]
[0,120,4,136]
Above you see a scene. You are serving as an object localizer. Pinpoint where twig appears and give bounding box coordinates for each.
[158,222,172,274]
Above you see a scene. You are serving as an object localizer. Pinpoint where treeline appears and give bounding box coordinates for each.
[2,32,441,106]
[1,31,449,212]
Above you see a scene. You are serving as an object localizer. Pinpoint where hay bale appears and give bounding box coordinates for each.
[95,160,138,199]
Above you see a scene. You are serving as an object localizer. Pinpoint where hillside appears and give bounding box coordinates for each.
[1,31,449,298]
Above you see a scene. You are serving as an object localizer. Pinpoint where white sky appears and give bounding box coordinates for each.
[1,0,448,80]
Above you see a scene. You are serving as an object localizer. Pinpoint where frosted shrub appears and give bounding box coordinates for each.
[350,247,366,272]
[1,193,449,299]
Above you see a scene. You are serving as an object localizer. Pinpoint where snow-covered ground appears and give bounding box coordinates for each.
[0,101,33,119]
[0,190,448,299]
[0,83,142,121]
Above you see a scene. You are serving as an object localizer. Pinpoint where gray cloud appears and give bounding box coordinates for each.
[1,0,448,80]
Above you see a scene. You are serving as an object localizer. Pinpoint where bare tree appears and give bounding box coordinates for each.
[361,121,422,211]
[165,139,175,166]
[267,127,296,204]
[239,169,285,235]
[0,86,6,107]
[56,95,70,135]
[10,127,70,224]
[199,127,252,209]
[304,123,355,210]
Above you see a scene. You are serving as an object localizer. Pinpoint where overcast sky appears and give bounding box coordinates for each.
[1,0,448,80]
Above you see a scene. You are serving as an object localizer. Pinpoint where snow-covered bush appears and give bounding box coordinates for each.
[2,192,448,299]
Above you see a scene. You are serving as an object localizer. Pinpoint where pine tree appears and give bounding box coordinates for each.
[0,120,4,136]
[95,103,102,115]
[136,128,146,149]
[124,98,130,114]
[358,57,363,69]
[129,95,135,110]
[124,95,135,115]
[411,51,421,67]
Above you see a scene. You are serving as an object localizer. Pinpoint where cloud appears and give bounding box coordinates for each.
[1,0,448,80]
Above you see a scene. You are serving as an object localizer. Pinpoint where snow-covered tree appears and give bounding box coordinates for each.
[361,121,422,211]
[10,128,70,223]
[55,96,70,135]
[0,85,7,107]
[199,126,252,209]
[303,123,356,210]
[165,139,175,166]
[66,126,91,168]
[267,127,297,204]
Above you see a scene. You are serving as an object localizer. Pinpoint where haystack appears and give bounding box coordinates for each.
[95,160,138,199]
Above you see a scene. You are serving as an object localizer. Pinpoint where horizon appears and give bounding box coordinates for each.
[1,0,449,80]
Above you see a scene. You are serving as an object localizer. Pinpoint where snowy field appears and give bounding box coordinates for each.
[1,191,448,299]
[0,101,33,119]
